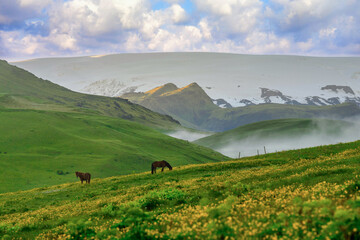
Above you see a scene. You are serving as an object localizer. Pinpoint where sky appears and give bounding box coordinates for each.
[0,0,359,61]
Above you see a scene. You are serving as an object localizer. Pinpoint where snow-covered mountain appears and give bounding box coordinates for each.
[11,53,360,107]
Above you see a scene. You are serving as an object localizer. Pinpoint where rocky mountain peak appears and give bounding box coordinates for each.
[321,85,355,95]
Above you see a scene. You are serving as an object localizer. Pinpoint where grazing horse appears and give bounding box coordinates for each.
[151,160,173,174]
[75,171,91,184]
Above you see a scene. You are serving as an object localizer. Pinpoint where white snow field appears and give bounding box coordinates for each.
[11,52,360,107]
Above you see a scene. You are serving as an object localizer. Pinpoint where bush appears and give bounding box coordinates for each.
[67,219,95,240]
[100,203,120,218]
[139,188,186,211]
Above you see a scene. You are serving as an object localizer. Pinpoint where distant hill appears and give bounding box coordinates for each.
[0,60,180,131]
[194,118,360,157]
[0,109,227,193]
[122,82,360,131]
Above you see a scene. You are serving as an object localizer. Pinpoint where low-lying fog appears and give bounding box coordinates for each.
[167,130,212,142]
[167,119,360,158]
[213,120,360,158]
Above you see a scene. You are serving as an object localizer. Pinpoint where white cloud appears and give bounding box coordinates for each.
[194,0,263,35]
[170,4,188,23]
[0,0,51,24]
[1,0,359,60]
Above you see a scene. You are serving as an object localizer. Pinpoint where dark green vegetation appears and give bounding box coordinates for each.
[0,140,359,239]
[0,60,179,130]
[0,109,227,193]
[122,82,360,131]
[194,118,356,149]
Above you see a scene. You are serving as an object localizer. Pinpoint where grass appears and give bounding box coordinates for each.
[0,109,227,193]
[0,140,359,239]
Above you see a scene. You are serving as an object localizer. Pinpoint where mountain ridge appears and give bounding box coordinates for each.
[11,52,360,107]
[122,82,360,131]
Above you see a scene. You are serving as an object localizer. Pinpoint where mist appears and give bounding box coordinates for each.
[206,119,360,158]
[167,130,213,142]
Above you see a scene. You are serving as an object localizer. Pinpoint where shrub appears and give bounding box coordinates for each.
[100,203,119,218]
[67,219,96,240]
[139,188,186,210]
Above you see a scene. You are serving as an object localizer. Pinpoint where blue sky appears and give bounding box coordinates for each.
[0,0,359,61]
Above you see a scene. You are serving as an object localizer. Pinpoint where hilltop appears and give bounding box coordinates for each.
[0,60,179,131]
[0,140,359,239]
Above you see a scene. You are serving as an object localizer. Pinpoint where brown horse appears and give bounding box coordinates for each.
[151,160,173,174]
[75,171,91,184]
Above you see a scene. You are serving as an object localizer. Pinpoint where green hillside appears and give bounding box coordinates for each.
[194,118,356,149]
[0,140,359,239]
[122,82,360,132]
[0,60,180,131]
[0,109,227,193]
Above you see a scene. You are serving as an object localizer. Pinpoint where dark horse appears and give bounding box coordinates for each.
[151,161,172,174]
[75,171,91,184]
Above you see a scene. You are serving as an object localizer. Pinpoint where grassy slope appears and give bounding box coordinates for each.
[0,141,359,239]
[194,118,355,149]
[0,60,180,131]
[0,109,227,193]
[122,82,360,132]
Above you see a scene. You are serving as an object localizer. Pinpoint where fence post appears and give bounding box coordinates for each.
[264,146,267,154]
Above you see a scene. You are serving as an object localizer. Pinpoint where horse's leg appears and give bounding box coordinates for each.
[162,167,164,172]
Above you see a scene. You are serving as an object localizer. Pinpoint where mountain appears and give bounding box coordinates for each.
[11,53,360,108]
[121,82,360,131]
[122,82,218,129]
[194,118,360,157]
[0,60,179,130]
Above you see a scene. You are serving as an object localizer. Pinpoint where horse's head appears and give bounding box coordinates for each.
[75,171,79,178]
[164,161,173,170]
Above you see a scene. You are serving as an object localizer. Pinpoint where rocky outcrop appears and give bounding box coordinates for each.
[212,99,232,108]
[321,85,355,95]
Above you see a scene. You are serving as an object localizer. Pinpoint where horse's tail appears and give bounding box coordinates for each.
[88,173,91,184]
[151,163,154,174]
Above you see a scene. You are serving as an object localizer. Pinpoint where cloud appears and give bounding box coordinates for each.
[0,0,51,25]
[0,0,359,60]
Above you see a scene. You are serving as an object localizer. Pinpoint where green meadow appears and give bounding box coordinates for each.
[0,109,227,193]
[0,140,359,239]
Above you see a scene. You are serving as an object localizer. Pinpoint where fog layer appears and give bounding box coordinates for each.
[200,119,360,158]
